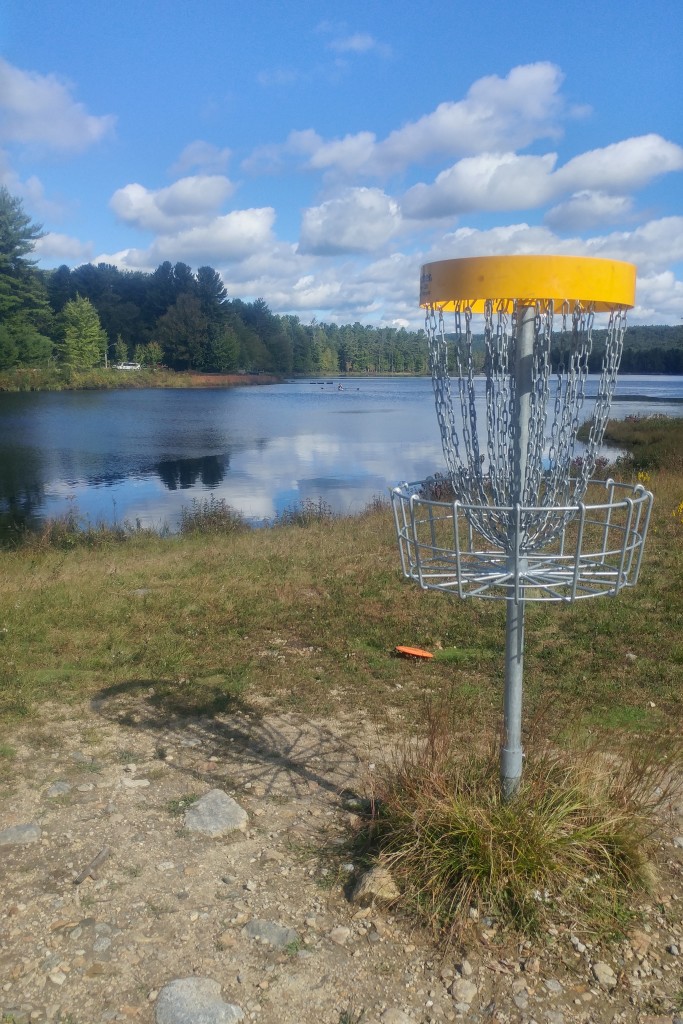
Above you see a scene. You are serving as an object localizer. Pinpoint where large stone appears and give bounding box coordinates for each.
[380,1010,414,1024]
[155,977,244,1024]
[0,822,41,846]
[351,864,400,907]
[450,977,478,1004]
[242,919,299,948]
[592,961,617,990]
[184,790,248,836]
[45,781,72,798]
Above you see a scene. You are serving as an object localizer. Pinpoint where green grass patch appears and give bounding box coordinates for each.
[361,703,682,938]
[579,413,683,471]
[432,646,497,664]
[166,794,200,816]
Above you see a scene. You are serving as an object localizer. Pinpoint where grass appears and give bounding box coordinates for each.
[361,699,682,938]
[0,366,280,393]
[2,457,681,734]
[1,418,682,938]
[178,496,248,535]
[579,413,683,471]
[338,1010,366,1024]
[166,794,200,816]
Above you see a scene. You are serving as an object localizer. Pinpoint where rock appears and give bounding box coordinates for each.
[380,1010,413,1024]
[629,928,652,956]
[45,781,72,798]
[70,751,93,764]
[0,822,41,846]
[155,977,244,1023]
[184,790,248,836]
[328,925,352,946]
[242,919,298,948]
[673,836,683,848]
[544,978,563,994]
[592,961,617,989]
[123,777,150,788]
[351,865,400,907]
[450,977,478,1004]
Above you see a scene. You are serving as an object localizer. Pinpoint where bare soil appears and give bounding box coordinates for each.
[1,698,682,1024]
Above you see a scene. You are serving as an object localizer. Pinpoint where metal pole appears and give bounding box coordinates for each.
[500,305,535,799]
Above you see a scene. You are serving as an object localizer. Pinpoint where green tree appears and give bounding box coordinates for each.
[0,186,44,274]
[143,340,163,366]
[59,296,107,369]
[205,324,240,372]
[156,292,208,369]
[0,187,54,367]
[113,335,128,364]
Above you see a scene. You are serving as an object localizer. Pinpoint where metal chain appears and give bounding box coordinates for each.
[426,295,627,555]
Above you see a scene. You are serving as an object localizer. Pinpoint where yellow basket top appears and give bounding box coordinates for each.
[419,255,636,313]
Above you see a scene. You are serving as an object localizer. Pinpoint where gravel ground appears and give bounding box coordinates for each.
[1,702,682,1024]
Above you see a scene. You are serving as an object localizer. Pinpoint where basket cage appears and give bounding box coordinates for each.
[391,476,653,603]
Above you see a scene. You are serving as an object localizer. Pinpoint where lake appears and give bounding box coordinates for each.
[2,375,682,535]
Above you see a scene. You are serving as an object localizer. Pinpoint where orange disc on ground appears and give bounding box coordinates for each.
[395,645,433,659]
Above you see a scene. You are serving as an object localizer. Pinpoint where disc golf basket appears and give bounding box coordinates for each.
[391,255,653,798]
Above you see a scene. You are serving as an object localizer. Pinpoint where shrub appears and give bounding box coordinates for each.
[362,703,680,938]
[178,495,248,535]
[274,497,335,527]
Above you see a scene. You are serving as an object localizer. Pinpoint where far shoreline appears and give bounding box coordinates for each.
[0,367,283,393]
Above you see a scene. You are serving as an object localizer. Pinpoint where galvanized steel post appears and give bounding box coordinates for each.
[500,304,535,799]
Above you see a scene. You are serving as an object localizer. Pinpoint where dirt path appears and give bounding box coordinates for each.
[1,701,682,1024]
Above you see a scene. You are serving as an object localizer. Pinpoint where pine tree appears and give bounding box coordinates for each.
[0,187,54,367]
[59,296,107,369]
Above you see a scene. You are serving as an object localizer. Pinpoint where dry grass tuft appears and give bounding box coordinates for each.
[363,700,682,938]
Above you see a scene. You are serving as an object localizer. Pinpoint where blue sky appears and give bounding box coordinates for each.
[2,0,682,327]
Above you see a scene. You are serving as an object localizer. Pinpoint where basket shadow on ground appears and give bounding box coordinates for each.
[90,678,370,805]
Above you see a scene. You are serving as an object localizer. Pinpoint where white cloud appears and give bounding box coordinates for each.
[329,32,375,53]
[582,217,683,276]
[554,134,683,193]
[402,153,558,218]
[0,58,115,152]
[170,141,231,176]
[299,188,402,254]
[34,232,93,263]
[633,271,683,323]
[96,207,277,271]
[110,176,235,232]
[150,208,276,262]
[262,62,569,180]
[328,32,390,57]
[402,134,683,222]
[544,191,635,231]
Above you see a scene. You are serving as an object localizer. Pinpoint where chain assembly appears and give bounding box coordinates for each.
[423,300,628,554]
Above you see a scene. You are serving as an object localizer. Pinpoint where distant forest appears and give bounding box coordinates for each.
[2,186,682,376]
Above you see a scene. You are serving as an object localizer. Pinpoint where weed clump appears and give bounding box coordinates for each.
[364,708,680,938]
[274,497,335,527]
[178,495,248,535]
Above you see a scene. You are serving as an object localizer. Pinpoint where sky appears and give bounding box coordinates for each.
[2,0,682,328]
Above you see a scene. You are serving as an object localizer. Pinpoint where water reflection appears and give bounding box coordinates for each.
[0,376,681,536]
[156,455,229,491]
[0,446,47,535]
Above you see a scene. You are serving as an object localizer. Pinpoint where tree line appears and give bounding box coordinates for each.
[1,186,682,376]
[0,186,429,375]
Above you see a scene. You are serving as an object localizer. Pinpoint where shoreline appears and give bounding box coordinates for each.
[0,367,282,393]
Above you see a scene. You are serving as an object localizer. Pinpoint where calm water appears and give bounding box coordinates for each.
[1,375,682,533]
